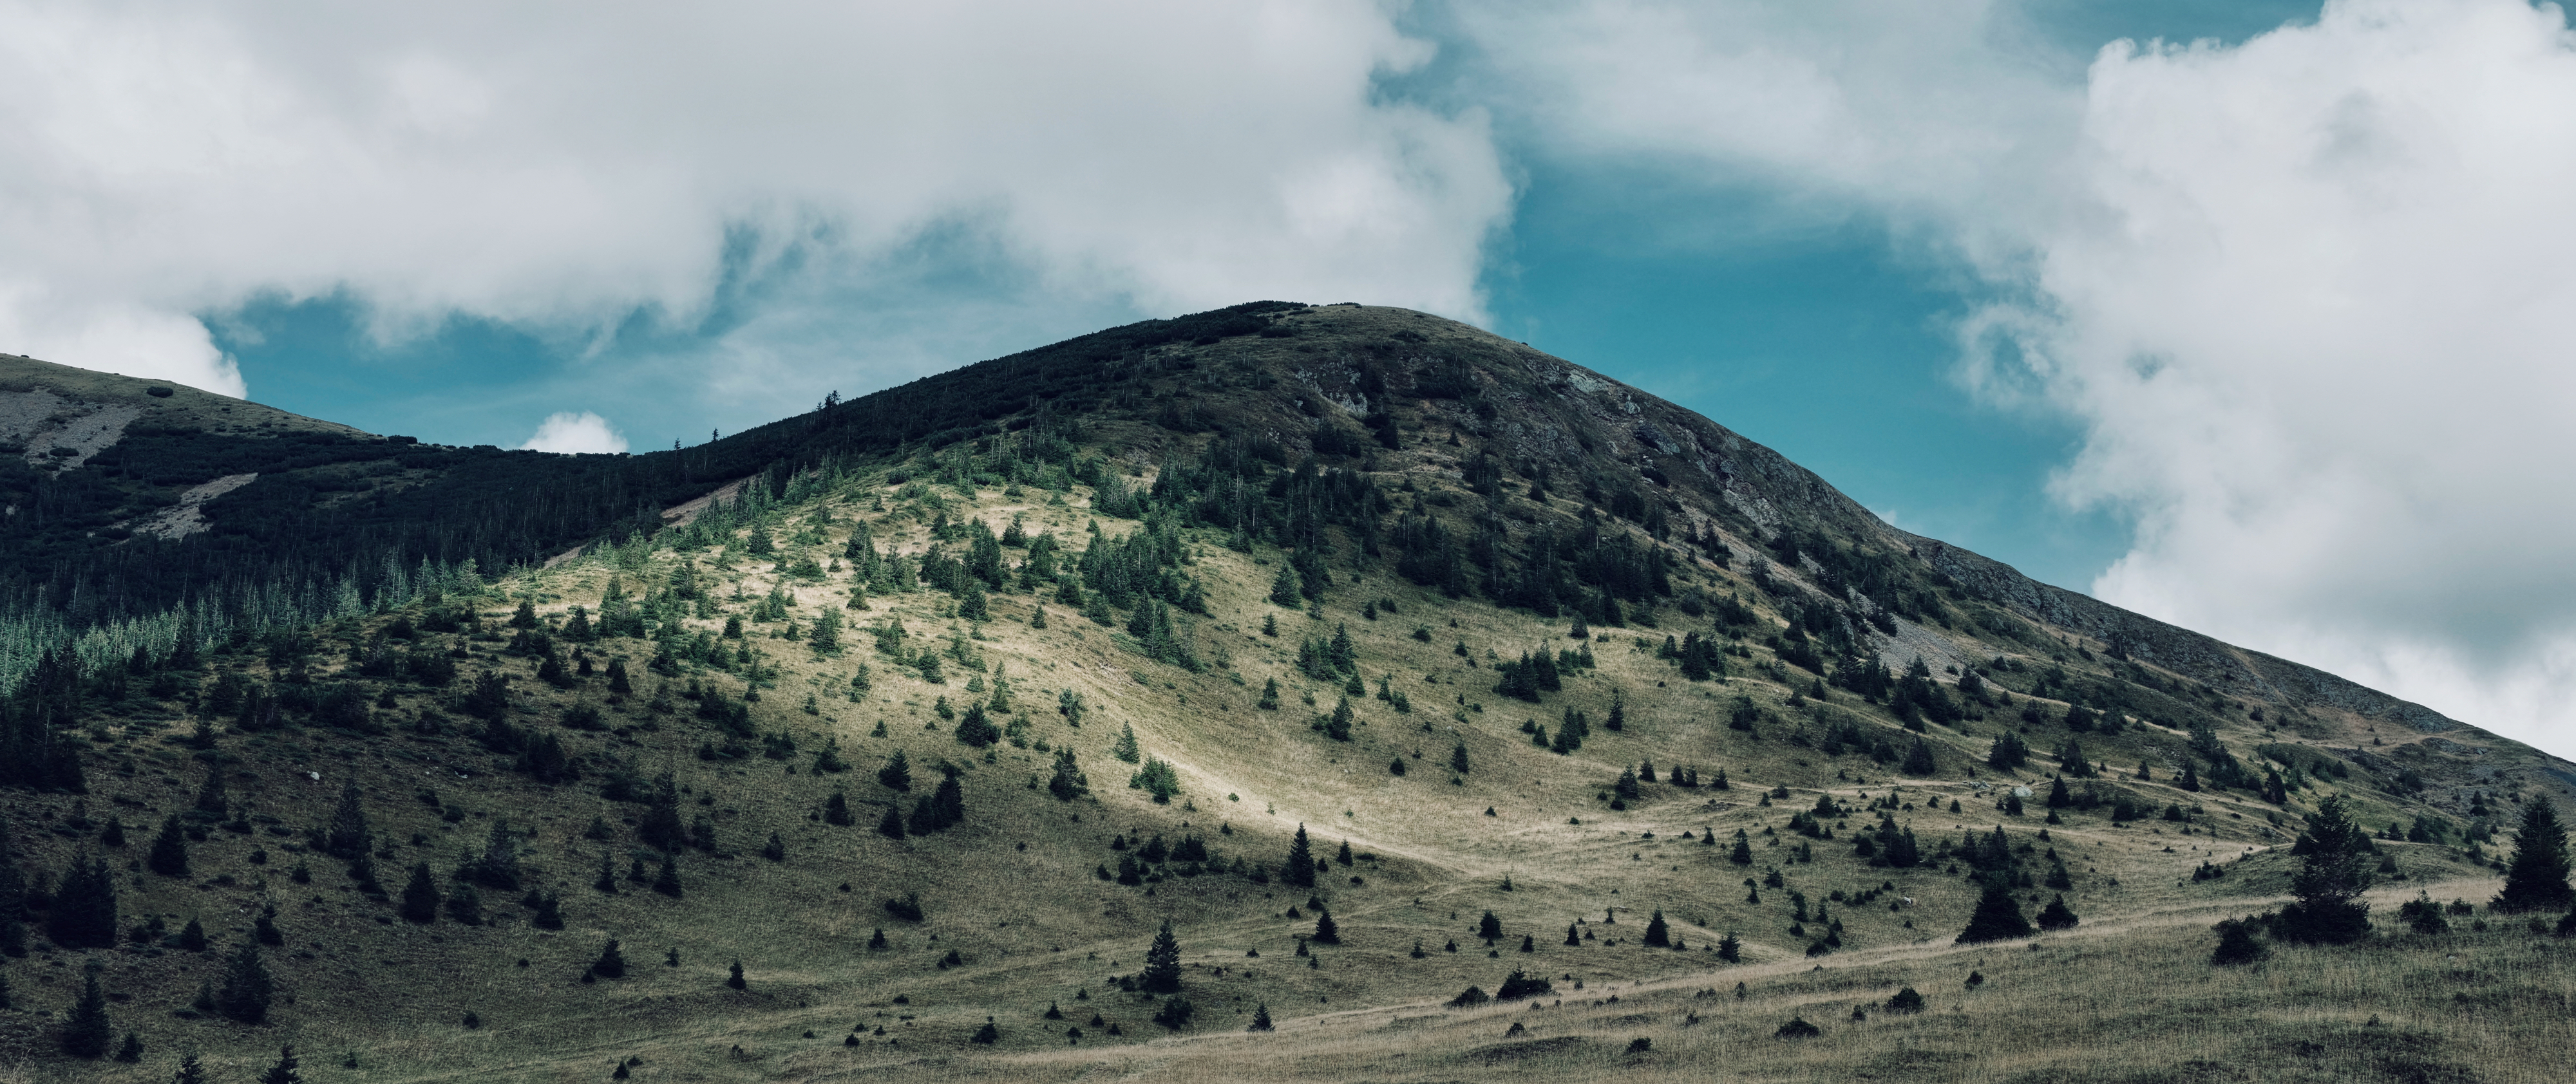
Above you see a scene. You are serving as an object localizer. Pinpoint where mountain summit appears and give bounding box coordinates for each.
[0,302,2566,1080]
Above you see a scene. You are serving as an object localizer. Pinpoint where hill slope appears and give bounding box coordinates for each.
[0,304,2570,1083]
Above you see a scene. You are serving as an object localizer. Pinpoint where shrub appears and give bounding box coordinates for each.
[1775,1017,1821,1039]
[1495,969,1553,1000]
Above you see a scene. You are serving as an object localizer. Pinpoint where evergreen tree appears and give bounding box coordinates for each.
[2047,778,2072,809]
[878,805,907,840]
[2036,895,2079,931]
[61,969,112,1058]
[1730,829,1754,865]
[1284,825,1316,888]
[727,960,747,990]
[146,816,190,877]
[48,852,118,949]
[762,833,786,863]
[1564,924,1580,946]
[1643,910,1671,948]
[2493,799,2575,914]
[639,772,686,852]
[531,891,565,930]
[1987,732,2029,772]
[259,1045,302,1084]
[256,902,285,946]
[1716,931,1742,962]
[178,918,207,952]
[1477,910,1503,943]
[1047,749,1090,800]
[1257,678,1281,710]
[1113,724,1142,763]
[824,791,854,826]
[323,780,371,859]
[1323,698,1354,742]
[1269,565,1303,607]
[399,863,440,923]
[173,1052,211,1084]
[591,939,628,978]
[1450,741,1470,775]
[1954,881,2034,944]
[878,751,913,792]
[2278,793,2374,943]
[1141,920,1183,993]
[1904,738,1937,777]
[1248,1003,1274,1031]
[215,941,275,1023]
[653,854,684,897]
[1312,907,1341,945]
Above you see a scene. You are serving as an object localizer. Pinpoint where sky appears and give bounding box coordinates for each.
[6,0,2576,758]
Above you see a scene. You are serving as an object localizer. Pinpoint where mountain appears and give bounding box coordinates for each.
[0,303,2567,1082]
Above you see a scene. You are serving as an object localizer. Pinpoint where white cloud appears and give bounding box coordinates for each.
[520,411,627,455]
[1988,0,2576,751]
[0,0,1511,398]
[1469,0,2576,752]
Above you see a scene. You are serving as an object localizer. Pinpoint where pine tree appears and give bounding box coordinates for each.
[878,805,907,840]
[1269,564,1303,607]
[256,902,285,946]
[653,854,684,897]
[1047,749,1089,800]
[1565,924,1580,946]
[2036,895,2080,930]
[2493,799,2575,914]
[1113,724,1141,764]
[146,816,190,877]
[639,772,686,851]
[591,939,628,978]
[48,852,118,949]
[1730,829,1754,865]
[1904,738,1938,776]
[259,1045,302,1084]
[878,751,913,792]
[1284,825,1316,888]
[61,969,112,1057]
[1248,1003,1274,1031]
[1716,931,1742,962]
[2278,792,2374,943]
[1451,741,1470,775]
[1643,910,1671,948]
[216,941,275,1023]
[726,960,747,990]
[399,863,440,923]
[324,780,371,859]
[1954,881,2034,944]
[1477,910,1503,943]
[1312,907,1341,945]
[173,1052,211,1084]
[178,917,207,952]
[1141,920,1184,993]
[762,833,786,863]
[1256,677,1281,710]
[825,791,854,825]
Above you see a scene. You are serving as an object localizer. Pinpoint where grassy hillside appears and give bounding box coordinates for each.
[3,398,2569,1083]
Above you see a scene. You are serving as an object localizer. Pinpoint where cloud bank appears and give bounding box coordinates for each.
[520,411,627,455]
[1470,0,2576,751]
[0,0,1510,404]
